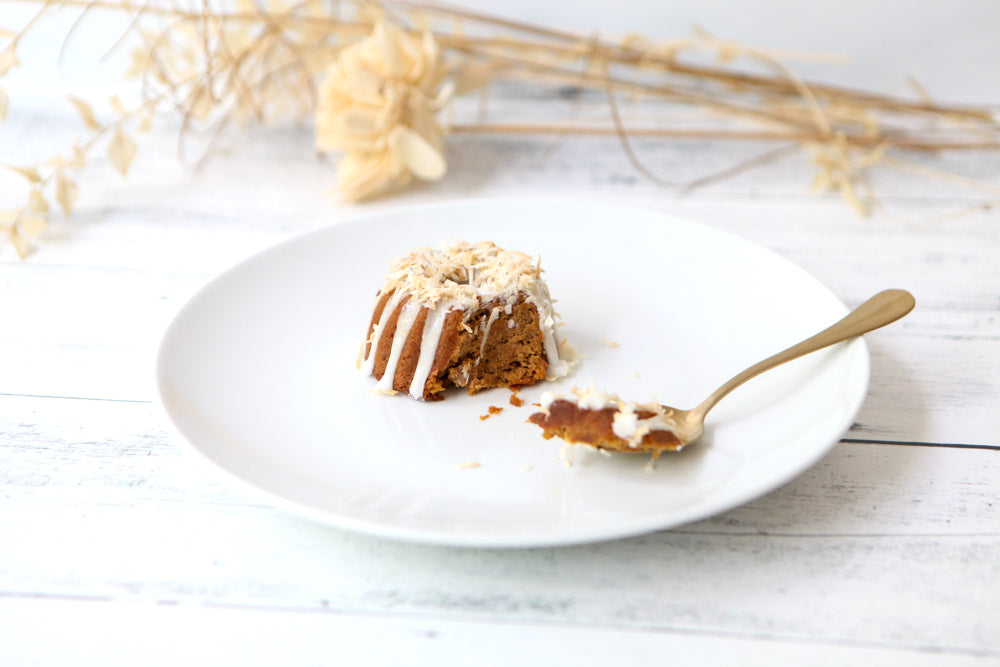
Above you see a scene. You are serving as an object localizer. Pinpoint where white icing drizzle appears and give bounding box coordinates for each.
[524,278,571,380]
[360,289,406,375]
[541,326,569,380]
[375,299,420,392]
[407,301,455,398]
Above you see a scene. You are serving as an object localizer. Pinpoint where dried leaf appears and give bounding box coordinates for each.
[70,140,87,168]
[620,32,651,51]
[856,142,888,169]
[452,62,492,95]
[0,27,16,39]
[19,215,48,236]
[406,101,443,151]
[378,24,406,77]
[908,76,932,103]
[28,187,49,213]
[715,41,740,65]
[839,177,867,215]
[692,24,714,41]
[107,127,137,176]
[432,80,454,108]
[0,208,18,228]
[55,172,78,216]
[638,42,679,69]
[0,44,18,77]
[337,149,408,202]
[188,87,214,121]
[6,164,41,183]
[809,170,832,192]
[124,47,152,79]
[393,126,446,180]
[68,96,101,130]
[110,95,126,115]
[136,111,153,133]
[0,85,7,121]
[8,227,30,259]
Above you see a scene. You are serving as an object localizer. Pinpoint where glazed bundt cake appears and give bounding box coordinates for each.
[360,241,572,400]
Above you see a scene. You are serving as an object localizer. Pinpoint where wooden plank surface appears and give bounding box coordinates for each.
[2,391,998,658]
[3,596,994,667]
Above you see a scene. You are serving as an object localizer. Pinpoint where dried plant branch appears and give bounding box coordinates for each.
[600,58,679,187]
[0,0,998,258]
[447,122,1000,150]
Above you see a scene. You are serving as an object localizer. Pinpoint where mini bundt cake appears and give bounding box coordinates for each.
[360,241,572,400]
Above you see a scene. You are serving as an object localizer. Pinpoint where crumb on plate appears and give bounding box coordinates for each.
[479,405,504,420]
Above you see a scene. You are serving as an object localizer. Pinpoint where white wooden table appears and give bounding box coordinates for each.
[2,4,999,664]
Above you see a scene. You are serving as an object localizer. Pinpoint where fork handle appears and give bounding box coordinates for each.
[693,289,915,419]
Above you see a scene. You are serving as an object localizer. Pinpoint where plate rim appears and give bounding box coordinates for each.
[155,196,871,548]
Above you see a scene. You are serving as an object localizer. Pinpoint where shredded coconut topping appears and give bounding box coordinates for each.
[377,241,545,309]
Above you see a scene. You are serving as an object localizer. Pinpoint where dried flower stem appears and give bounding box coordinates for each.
[2,0,999,257]
[447,122,1000,151]
[385,0,997,125]
[442,45,825,133]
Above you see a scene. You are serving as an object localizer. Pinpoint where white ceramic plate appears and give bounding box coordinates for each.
[157,199,869,547]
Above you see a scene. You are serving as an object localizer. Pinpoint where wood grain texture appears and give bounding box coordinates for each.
[2,394,998,658]
[3,500,998,653]
[2,597,995,667]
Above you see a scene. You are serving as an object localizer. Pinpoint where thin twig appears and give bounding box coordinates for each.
[678,144,799,193]
[600,59,678,187]
[447,123,1000,150]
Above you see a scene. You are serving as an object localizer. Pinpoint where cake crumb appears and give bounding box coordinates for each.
[519,464,534,473]
[632,371,641,379]
[457,461,482,470]
[601,337,619,348]
[508,388,524,407]
[479,405,504,420]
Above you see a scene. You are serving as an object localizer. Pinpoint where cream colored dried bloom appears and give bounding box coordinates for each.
[316,21,450,201]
